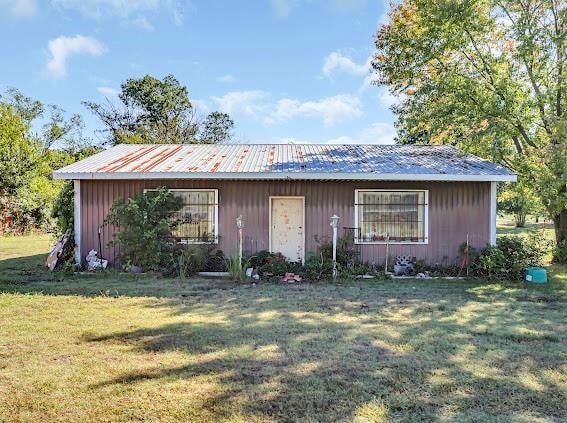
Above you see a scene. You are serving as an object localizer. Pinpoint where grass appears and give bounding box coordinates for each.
[497,214,555,240]
[0,227,565,422]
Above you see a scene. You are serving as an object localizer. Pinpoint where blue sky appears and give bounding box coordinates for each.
[0,0,397,145]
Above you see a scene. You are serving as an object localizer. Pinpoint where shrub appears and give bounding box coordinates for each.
[302,253,334,282]
[319,234,358,267]
[104,188,183,271]
[473,233,548,281]
[256,252,301,281]
[51,180,74,236]
[177,245,207,279]
[204,249,227,272]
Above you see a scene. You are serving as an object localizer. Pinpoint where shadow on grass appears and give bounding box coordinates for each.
[79,282,566,421]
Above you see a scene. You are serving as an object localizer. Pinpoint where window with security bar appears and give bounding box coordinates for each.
[355,190,428,243]
[170,190,218,244]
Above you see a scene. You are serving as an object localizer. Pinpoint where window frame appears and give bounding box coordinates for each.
[144,188,219,244]
[354,189,429,245]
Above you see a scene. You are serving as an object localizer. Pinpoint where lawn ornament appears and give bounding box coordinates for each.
[86,249,108,271]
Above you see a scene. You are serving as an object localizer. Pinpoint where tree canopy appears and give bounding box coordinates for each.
[373,0,566,254]
[0,88,99,233]
[84,74,234,145]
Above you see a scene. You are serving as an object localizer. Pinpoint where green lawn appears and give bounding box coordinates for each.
[0,232,566,422]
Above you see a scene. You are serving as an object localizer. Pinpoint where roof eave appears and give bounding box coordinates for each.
[52,171,517,182]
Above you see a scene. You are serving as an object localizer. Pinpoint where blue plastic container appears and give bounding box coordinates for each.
[524,267,547,283]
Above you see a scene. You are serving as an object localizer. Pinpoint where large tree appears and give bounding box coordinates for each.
[84,74,234,145]
[0,89,98,231]
[373,0,566,258]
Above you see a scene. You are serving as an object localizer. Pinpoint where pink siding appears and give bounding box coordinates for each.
[79,180,490,267]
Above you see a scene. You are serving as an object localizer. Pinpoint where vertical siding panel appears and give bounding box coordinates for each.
[78,180,491,267]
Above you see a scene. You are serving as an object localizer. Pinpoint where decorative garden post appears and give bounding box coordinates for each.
[236,215,245,269]
[330,214,340,279]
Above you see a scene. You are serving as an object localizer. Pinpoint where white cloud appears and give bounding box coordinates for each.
[322,51,371,78]
[172,7,183,25]
[51,0,159,17]
[270,94,362,126]
[271,0,296,19]
[191,98,210,115]
[379,89,399,108]
[97,86,119,97]
[46,35,105,79]
[326,122,396,145]
[124,15,154,31]
[212,91,271,116]
[0,0,37,16]
[211,91,362,126]
[216,74,235,83]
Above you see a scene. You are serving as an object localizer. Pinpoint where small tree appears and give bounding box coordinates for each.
[104,188,183,271]
[498,181,543,228]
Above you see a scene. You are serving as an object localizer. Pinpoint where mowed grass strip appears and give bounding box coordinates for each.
[0,274,565,422]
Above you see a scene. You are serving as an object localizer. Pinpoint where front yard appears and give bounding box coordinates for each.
[0,232,566,422]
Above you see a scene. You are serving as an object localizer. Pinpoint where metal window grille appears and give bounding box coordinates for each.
[170,190,218,244]
[355,191,427,243]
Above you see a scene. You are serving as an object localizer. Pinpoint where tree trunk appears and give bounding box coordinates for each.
[515,213,526,228]
[554,210,567,244]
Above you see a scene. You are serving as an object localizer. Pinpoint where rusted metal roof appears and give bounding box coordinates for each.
[53,144,516,181]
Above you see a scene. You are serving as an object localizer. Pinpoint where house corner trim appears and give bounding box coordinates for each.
[490,181,497,245]
[73,180,81,265]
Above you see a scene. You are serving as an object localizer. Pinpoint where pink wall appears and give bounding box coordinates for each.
[79,180,490,267]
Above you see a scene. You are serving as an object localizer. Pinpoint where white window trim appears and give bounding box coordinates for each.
[354,189,429,245]
[144,188,219,244]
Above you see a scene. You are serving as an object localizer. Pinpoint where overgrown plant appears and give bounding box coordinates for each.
[226,255,245,281]
[104,188,182,271]
[303,253,334,282]
[177,245,207,280]
[473,233,549,281]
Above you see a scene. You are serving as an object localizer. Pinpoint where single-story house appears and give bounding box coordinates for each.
[53,144,516,267]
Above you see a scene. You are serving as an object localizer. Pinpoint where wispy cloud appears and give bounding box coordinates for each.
[51,0,159,17]
[271,0,296,19]
[322,51,371,78]
[216,74,235,83]
[212,91,271,116]
[97,86,119,97]
[326,122,396,145]
[269,94,362,126]
[123,15,155,31]
[211,91,362,127]
[0,0,37,17]
[46,35,105,79]
[378,88,399,109]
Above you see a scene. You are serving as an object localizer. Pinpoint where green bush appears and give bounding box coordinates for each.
[177,245,207,279]
[204,249,227,272]
[319,235,358,267]
[302,253,334,282]
[473,233,548,281]
[256,252,301,281]
[51,180,74,236]
[104,188,183,271]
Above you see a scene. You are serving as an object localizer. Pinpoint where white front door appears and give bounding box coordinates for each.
[270,197,304,262]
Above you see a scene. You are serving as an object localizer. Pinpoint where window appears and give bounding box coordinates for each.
[147,189,219,244]
[355,190,428,244]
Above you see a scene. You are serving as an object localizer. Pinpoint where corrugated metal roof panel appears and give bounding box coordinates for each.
[53,144,516,181]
